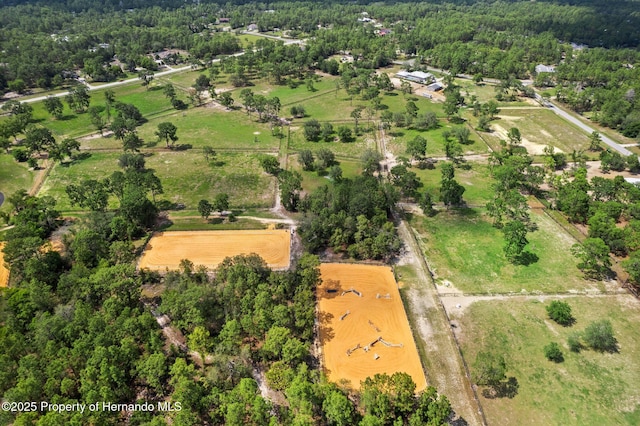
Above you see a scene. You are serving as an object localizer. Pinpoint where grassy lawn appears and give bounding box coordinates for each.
[411,208,600,293]
[135,106,282,151]
[412,162,495,206]
[386,122,491,158]
[39,151,276,212]
[454,296,640,425]
[288,127,374,160]
[158,69,203,90]
[162,216,268,231]
[0,154,34,213]
[288,157,362,193]
[483,108,592,154]
[246,75,338,107]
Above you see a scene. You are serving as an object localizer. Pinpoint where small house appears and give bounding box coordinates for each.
[396,70,434,85]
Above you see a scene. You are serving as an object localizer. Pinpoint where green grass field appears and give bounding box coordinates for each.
[411,208,600,293]
[482,108,592,154]
[289,157,362,193]
[454,296,640,425]
[39,151,276,212]
[412,162,496,206]
[0,154,34,213]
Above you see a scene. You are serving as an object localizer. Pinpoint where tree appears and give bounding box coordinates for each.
[203,146,216,163]
[197,199,213,220]
[546,301,574,326]
[122,132,144,152]
[303,119,322,141]
[193,74,210,92]
[405,100,418,118]
[218,92,234,109]
[473,351,506,389]
[323,390,356,426]
[163,84,177,101]
[321,123,334,142]
[290,105,306,118]
[212,193,230,214]
[419,191,436,216]
[259,156,280,175]
[279,171,302,211]
[507,127,522,146]
[24,127,56,156]
[502,220,529,263]
[351,106,364,133]
[439,163,465,207]
[583,320,617,352]
[589,131,602,151]
[104,89,115,122]
[337,126,352,143]
[544,342,564,362]
[138,70,155,89]
[406,135,427,161]
[361,149,383,175]
[571,238,611,279]
[316,148,335,170]
[43,96,64,119]
[155,122,178,148]
[65,85,90,113]
[188,326,211,363]
[298,150,314,171]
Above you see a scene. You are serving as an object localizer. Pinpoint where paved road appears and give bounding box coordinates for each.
[533,94,634,156]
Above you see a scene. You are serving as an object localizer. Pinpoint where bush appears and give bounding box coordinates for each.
[546,300,574,326]
[583,319,617,352]
[12,148,29,162]
[567,332,583,353]
[544,342,564,362]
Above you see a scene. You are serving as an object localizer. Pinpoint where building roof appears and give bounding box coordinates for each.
[396,70,434,81]
[535,64,556,73]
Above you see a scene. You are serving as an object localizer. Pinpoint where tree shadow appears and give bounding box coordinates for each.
[172,143,192,151]
[146,140,158,147]
[514,251,539,266]
[389,131,404,138]
[207,217,223,225]
[482,377,519,399]
[377,104,389,110]
[384,92,398,97]
[209,160,226,167]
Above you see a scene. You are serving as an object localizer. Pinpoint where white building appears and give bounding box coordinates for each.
[396,70,435,84]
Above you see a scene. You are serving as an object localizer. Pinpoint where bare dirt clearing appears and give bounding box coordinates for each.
[317,263,426,391]
[138,230,291,271]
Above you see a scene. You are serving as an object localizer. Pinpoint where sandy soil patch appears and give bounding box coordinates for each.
[0,243,9,287]
[493,123,560,155]
[138,230,291,271]
[317,263,426,391]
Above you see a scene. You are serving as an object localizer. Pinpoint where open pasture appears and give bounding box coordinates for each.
[40,151,276,212]
[412,208,601,294]
[484,108,592,154]
[0,243,9,287]
[453,296,640,425]
[317,263,426,391]
[138,229,290,271]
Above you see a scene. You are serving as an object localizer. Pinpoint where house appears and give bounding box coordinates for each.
[218,17,230,23]
[375,28,392,36]
[396,70,435,85]
[247,23,258,32]
[535,64,556,74]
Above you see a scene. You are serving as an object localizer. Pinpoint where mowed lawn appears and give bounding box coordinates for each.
[39,151,276,211]
[386,123,490,158]
[288,157,362,193]
[411,208,601,293]
[412,162,496,206]
[455,296,640,425]
[0,154,34,213]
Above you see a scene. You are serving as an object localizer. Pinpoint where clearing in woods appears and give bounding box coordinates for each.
[316,263,426,391]
[0,243,9,287]
[138,230,291,271]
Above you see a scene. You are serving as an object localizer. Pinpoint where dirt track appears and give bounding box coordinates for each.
[0,243,9,287]
[317,263,426,391]
[138,230,291,271]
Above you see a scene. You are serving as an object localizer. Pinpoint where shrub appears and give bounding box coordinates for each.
[567,332,583,353]
[583,320,617,352]
[544,342,564,363]
[546,300,574,326]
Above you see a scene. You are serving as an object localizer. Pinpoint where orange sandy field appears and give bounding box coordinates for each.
[138,230,291,271]
[317,263,426,391]
[0,243,9,287]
